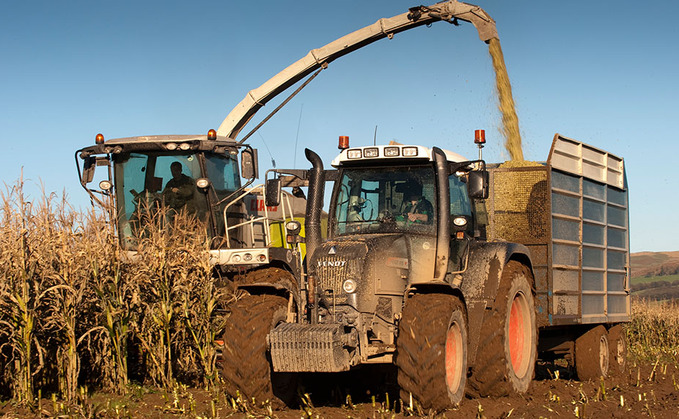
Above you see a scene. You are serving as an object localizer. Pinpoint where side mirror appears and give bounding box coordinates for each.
[240,148,259,179]
[81,156,96,184]
[265,178,281,207]
[468,170,489,199]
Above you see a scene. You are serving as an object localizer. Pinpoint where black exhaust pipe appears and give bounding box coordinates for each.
[304,148,325,262]
[432,147,450,281]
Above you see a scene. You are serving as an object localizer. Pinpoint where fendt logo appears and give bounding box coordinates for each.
[318,260,347,268]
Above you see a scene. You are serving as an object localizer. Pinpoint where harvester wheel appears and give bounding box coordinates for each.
[219,294,298,408]
[575,325,609,381]
[467,261,537,397]
[396,293,468,411]
[607,324,628,376]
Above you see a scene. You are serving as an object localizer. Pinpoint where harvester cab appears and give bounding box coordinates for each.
[75,130,306,276]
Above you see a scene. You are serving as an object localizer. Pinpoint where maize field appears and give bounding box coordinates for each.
[0,178,228,408]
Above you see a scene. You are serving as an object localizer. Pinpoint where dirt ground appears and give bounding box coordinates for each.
[270,360,679,418]
[1,359,677,418]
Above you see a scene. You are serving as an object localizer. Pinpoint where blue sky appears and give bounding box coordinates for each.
[1,0,677,252]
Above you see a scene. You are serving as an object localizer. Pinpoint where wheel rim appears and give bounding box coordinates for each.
[445,321,463,394]
[615,339,625,366]
[599,335,610,375]
[508,291,531,377]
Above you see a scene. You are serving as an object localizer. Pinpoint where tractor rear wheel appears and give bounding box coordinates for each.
[467,261,537,397]
[219,293,297,407]
[575,325,609,381]
[396,293,468,411]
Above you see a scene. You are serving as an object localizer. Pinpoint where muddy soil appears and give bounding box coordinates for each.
[271,360,679,418]
[2,360,677,418]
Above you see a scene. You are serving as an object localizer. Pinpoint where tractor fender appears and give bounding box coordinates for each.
[457,241,534,366]
[406,282,467,308]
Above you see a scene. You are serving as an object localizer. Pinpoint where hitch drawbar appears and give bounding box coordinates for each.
[268,323,353,372]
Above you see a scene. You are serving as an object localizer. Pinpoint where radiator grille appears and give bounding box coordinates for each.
[315,257,363,295]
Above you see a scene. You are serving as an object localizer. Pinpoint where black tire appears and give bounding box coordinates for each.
[467,261,537,397]
[220,294,297,407]
[396,294,468,412]
[608,324,627,376]
[575,325,609,381]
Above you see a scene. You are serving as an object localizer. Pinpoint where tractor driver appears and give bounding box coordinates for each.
[163,161,195,212]
[400,180,433,224]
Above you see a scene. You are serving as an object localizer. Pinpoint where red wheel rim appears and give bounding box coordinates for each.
[509,292,529,375]
[445,322,463,393]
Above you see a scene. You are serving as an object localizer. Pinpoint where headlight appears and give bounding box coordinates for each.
[342,279,357,294]
[196,178,210,189]
[402,147,418,157]
[285,220,302,235]
[166,142,178,150]
[232,254,242,263]
[453,216,468,227]
[99,180,113,191]
[363,147,379,158]
[384,147,399,157]
[347,149,362,159]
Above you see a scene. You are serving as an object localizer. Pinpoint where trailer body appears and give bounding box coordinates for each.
[486,134,630,331]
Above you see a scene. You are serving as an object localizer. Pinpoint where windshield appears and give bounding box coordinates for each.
[333,166,437,236]
[113,151,240,249]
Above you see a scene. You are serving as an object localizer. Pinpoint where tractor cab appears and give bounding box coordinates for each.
[326,144,487,272]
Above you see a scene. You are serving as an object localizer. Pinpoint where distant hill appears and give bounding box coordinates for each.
[631,251,679,278]
[630,251,679,300]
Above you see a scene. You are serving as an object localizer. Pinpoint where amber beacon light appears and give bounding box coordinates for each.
[338,136,349,150]
[474,129,485,160]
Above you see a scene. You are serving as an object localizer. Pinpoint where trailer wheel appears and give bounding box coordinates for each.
[219,294,298,407]
[575,325,609,381]
[467,261,537,397]
[608,324,627,376]
[396,293,467,411]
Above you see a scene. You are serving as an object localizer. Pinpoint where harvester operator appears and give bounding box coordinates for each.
[163,161,195,212]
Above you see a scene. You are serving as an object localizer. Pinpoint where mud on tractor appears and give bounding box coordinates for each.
[230,134,629,411]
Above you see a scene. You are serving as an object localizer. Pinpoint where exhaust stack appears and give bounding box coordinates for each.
[304,148,325,262]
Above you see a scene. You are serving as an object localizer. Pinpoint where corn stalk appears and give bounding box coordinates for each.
[0,179,46,404]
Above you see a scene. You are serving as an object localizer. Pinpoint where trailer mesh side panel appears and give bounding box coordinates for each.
[487,164,551,327]
[487,164,549,244]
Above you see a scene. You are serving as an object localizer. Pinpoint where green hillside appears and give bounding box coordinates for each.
[631,251,679,300]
